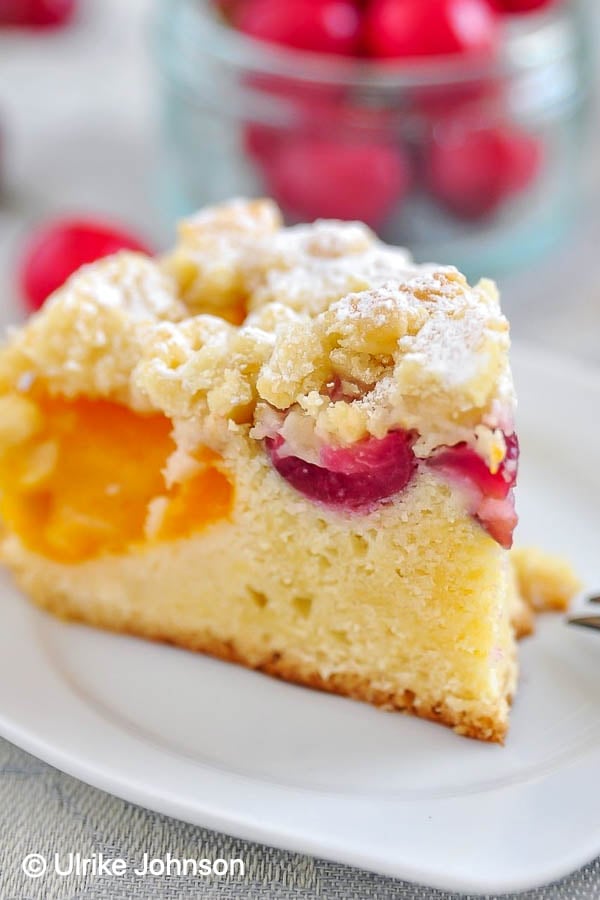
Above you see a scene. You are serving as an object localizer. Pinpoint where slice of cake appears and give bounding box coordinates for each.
[0,199,526,742]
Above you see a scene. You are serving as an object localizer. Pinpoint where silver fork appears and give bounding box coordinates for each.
[568,595,600,631]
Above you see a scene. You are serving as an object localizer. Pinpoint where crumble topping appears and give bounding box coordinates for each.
[0,253,184,413]
[0,198,515,469]
[251,270,512,460]
[162,197,282,315]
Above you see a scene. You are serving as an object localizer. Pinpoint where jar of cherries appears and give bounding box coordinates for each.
[154,0,590,278]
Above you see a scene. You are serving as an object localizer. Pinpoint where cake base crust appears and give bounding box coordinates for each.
[5,539,516,744]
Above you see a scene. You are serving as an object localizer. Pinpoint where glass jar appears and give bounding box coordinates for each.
[153,0,590,280]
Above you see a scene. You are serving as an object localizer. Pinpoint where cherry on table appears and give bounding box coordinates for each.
[262,136,411,228]
[362,0,500,59]
[236,0,362,55]
[0,0,76,27]
[19,218,152,312]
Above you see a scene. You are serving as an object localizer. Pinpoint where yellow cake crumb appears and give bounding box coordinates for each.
[511,546,581,613]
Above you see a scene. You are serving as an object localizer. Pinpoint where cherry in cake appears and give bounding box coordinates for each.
[267,429,418,511]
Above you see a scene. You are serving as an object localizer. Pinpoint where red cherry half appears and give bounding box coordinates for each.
[363,0,500,59]
[266,430,417,511]
[427,433,518,500]
[427,433,519,547]
[19,218,152,312]
[236,0,362,56]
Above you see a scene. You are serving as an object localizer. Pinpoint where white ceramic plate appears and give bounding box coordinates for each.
[0,344,598,896]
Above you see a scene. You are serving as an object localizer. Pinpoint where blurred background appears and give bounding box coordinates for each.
[0,0,598,364]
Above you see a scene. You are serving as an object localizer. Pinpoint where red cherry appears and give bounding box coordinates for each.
[412,77,503,126]
[426,124,543,219]
[476,492,518,549]
[427,433,519,547]
[498,128,543,192]
[363,0,499,59]
[490,0,556,13]
[243,90,341,165]
[237,0,361,55]
[244,122,285,164]
[19,218,152,312]
[262,137,411,227]
[242,68,346,167]
[267,430,417,511]
[0,0,75,27]
[428,434,518,500]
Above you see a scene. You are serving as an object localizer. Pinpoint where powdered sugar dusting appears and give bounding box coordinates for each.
[3,198,516,469]
[61,252,184,321]
[247,223,419,316]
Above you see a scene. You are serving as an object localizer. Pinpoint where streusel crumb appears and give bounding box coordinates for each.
[511,547,582,613]
[1,198,514,468]
[0,253,183,412]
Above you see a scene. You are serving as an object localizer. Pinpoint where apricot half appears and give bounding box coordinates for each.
[0,393,232,563]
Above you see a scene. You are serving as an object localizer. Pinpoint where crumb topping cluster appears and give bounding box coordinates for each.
[0,198,515,467]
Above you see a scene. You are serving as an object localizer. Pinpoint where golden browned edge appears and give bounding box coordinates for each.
[9,567,512,745]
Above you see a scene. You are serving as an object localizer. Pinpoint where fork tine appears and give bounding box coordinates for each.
[568,616,600,632]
